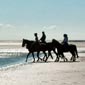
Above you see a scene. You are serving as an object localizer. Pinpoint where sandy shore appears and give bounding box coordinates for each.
[0,56,85,85]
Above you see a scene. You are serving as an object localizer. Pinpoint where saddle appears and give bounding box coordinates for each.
[30,41,46,50]
[62,43,69,52]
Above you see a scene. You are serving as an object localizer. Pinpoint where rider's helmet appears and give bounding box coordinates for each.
[63,34,67,37]
[42,31,44,33]
[34,33,37,36]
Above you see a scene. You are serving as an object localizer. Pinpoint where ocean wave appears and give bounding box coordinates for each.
[0,48,28,53]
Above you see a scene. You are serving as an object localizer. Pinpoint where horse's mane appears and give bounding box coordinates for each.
[52,39,60,43]
[23,38,34,42]
[52,39,61,45]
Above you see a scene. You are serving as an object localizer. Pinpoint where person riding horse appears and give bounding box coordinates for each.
[30,33,40,50]
[62,34,69,49]
[40,31,46,43]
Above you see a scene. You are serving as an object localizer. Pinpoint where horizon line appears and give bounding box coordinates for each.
[0,39,85,42]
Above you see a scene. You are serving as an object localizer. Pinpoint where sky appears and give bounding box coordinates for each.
[0,0,85,40]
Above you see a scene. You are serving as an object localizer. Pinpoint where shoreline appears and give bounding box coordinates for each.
[0,56,85,85]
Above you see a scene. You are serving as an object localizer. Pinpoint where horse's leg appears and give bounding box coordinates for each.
[75,46,79,58]
[50,52,53,59]
[42,51,47,61]
[48,51,53,59]
[65,57,68,62]
[45,51,53,62]
[44,51,50,62]
[62,53,68,62]
[42,51,45,61]
[70,51,76,62]
[37,51,39,62]
[32,52,35,62]
[26,52,30,62]
[73,56,76,62]
[62,54,65,62]
[55,54,59,62]
[71,55,76,62]
[37,51,42,62]
[73,53,76,62]
[53,49,59,62]
[43,51,48,62]
[70,56,73,61]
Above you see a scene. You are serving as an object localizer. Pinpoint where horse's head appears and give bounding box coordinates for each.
[22,38,34,49]
[52,39,58,44]
[22,38,30,47]
[22,39,26,47]
[52,39,61,47]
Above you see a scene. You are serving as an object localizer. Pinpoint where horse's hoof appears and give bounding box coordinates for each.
[33,61,35,63]
[77,56,79,58]
[54,59,58,62]
[44,58,47,62]
[41,59,43,61]
[45,60,46,62]
[54,60,57,62]
[70,57,72,61]
[37,60,39,62]
[25,60,27,62]
[73,59,76,62]
[73,60,75,62]
[66,58,68,62]
[44,59,47,62]
[64,59,66,62]
[54,60,58,62]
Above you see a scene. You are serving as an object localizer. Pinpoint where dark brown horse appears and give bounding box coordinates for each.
[22,39,46,62]
[22,39,58,62]
[52,39,79,62]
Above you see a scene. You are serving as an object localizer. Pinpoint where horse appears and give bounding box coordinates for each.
[52,39,79,62]
[22,39,47,62]
[22,39,58,62]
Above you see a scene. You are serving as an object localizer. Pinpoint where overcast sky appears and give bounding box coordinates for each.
[0,0,85,40]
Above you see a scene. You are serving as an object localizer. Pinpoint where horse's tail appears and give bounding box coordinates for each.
[75,45,79,58]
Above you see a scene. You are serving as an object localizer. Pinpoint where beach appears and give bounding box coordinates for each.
[0,41,85,85]
[0,57,85,85]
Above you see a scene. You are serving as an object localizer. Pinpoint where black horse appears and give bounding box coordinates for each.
[22,39,47,62]
[52,39,79,62]
[22,39,58,62]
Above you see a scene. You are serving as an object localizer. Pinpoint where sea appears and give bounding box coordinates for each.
[0,40,85,70]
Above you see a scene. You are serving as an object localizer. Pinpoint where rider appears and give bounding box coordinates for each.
[62,34,68,47]
[34,33,39,43]
[40,31,46,43]
[30,33,40,50]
